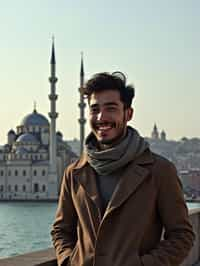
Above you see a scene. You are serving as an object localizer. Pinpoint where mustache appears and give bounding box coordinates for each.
[93,122,116,128]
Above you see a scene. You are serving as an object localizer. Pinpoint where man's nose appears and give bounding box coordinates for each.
[97,110,107,121]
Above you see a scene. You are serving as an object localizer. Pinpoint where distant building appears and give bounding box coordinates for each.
[151,124,159,140]
[160,130,166,141]
[147,124,200,172]
[0,41,77,201]
[67,138,80,156]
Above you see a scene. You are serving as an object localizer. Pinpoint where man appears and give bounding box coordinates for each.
[51,72,194,266]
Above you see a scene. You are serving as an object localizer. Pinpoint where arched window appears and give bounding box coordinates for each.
[15,170,18,176]
[23,170,26,176]
[8,185,11,192]
[42,170,46,176]
[33,183,39,193]
[14,185,18,192]
[33,170,37,176]
[42,185,46,192]
[22,185,26,192]
[0,185,3,192]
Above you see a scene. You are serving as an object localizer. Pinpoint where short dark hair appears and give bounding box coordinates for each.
[83,72,135,108]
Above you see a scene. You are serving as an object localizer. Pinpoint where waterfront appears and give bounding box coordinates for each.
[0,202,57,258]
[0,201,199,259]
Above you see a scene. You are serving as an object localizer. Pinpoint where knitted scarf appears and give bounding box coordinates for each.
[85,126,149,175]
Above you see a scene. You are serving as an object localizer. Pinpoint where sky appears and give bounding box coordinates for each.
[0,0,199,144]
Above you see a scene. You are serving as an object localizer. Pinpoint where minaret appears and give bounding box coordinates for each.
[151,123,159,140]
[78,52,86,155]
[48,38,58,199]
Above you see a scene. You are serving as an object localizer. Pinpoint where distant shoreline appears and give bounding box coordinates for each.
[0,199,58,203]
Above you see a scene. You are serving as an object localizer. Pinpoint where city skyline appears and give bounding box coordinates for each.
[0,0,199,144]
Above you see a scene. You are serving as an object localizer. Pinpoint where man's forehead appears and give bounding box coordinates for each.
[89,90,121,105]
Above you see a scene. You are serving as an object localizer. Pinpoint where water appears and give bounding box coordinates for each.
[187,202,200,210]
[0,201,199,259]
[0,202,57,258]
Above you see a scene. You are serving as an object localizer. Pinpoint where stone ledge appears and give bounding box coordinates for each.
[0,248,57,266]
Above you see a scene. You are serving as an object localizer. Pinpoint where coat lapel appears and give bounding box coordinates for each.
[74,163,102,220]
[104,150,154,217]
[104,164,150,216]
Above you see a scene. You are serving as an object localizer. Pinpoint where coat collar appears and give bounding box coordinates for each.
[73,149,154,218]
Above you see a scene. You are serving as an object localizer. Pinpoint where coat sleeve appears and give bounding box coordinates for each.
[141,160,195,266]
[51,167,78,266]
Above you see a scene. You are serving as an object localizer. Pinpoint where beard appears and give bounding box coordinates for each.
[92,115,127,147]
[99,126,126,145]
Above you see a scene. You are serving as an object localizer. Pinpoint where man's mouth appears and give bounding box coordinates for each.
[95,123,115,131]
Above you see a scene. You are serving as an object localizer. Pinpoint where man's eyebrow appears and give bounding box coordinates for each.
[90,102,118,108]
[104,102,118,106]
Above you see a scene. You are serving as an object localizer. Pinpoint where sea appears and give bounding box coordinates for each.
[0,201,199,259]
[0,202,57,258]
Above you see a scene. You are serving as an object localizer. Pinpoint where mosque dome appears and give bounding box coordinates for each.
[8,129,15,135]
[16,133,39,144]
[21,109,49,127]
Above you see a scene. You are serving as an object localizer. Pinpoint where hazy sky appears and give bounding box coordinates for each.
[0,0,199,144]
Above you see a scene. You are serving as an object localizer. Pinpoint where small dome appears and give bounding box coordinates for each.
[56,131,63,137]
[8,129,15,135]
[21,109,49,127]
[16,133,39,144]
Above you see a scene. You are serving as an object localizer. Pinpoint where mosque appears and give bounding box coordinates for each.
[0,42,78,201]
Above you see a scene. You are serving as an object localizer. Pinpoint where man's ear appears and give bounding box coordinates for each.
[126,107,133,121]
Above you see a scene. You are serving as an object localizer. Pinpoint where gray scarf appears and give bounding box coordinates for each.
[85,126,149,175]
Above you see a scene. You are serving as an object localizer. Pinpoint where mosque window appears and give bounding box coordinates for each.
[14,185,18,192]
[8,185,11,192]
[42,185,46,192]
[15,170,18,176]
[0,170,4,176]
[33,170,37,176]
[23,170,26,176]
[22,185,26,192]
[0,185,3,192]
[33,183,39,193]
[42,170,46,176]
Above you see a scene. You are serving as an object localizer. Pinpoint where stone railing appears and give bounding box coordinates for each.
[1,207,200,266]
[0,248,57,266]
[181,207,200,266]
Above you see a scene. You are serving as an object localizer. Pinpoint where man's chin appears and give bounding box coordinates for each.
[97,135,118,145]
[96,131,126,147]
[99,138,113,145]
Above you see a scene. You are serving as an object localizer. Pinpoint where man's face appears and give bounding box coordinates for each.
[89,90,133,148]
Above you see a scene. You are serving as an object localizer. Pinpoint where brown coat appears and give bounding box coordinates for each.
[51,149,195,266]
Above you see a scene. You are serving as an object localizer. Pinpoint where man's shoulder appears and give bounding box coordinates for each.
[148,150,177,175]
[152,151,174,165]
[64,154,89,176]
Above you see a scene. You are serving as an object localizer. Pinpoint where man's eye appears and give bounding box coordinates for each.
[107,107,116,112]
[90,108,99,114]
